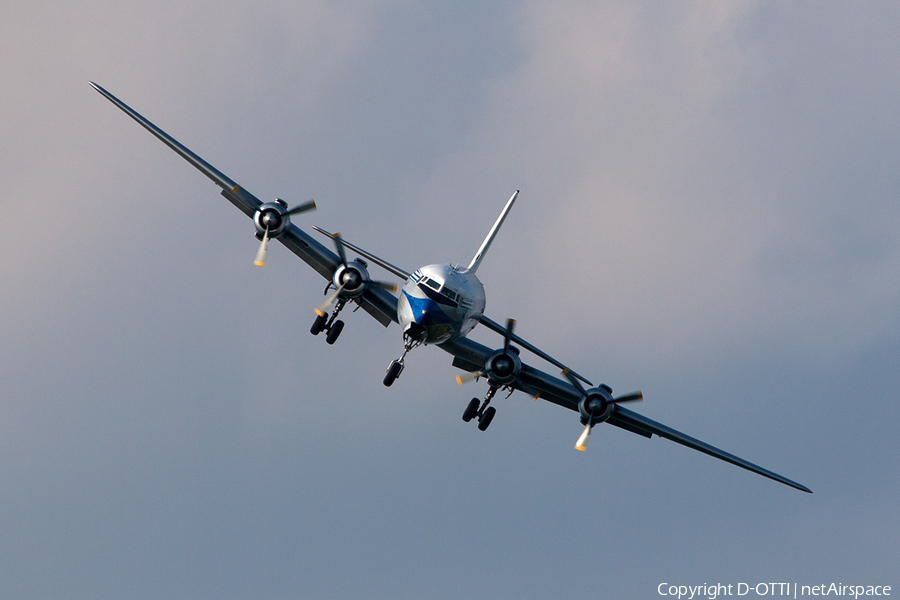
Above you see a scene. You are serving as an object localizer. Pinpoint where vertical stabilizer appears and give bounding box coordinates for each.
[467,191,519,273]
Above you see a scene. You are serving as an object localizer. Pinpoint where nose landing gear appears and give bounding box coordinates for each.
[383,332,421,387]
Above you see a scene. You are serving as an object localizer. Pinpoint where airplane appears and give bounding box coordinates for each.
[90,81,812,494]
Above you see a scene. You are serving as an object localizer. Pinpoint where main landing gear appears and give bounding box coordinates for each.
[310,298,346,345]
[462,386,499,431]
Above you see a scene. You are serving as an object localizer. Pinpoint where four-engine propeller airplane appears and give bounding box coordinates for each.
[90,81,811,493]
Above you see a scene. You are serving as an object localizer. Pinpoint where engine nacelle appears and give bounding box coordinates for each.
[482,347,522,386]
[253,199,291,239]
[578,384,615,425]
[332,259,371,299]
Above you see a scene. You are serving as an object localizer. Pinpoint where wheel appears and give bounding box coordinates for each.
[325,319,344,345]
[477,406,496,431]
[462,398,480,422]
[310,313,328,335]
[383,360,403,387]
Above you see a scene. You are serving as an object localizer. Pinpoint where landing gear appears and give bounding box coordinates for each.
[311,299,347,343]
[463,386,500,431]
[462,398,480,422]
[325,320,344,345]
[478,406,496,431]
[310,313,327,335]
[383,332,421,387]
[383,360,403,387]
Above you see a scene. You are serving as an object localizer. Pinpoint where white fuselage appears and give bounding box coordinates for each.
[397,263,486,345]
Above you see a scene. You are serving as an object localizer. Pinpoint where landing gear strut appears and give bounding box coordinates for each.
[383,333,421,387]
[311,298,348,344]
[463,386,499,431]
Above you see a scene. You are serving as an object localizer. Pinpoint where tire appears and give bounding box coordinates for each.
[310,313,328,335]
[325,320,344,345]
[462,398,480,422]
[383,360,403,387]
[477,406,496,431]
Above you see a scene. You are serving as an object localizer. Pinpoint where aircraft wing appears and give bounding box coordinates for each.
[90,82,397,327]
[440,336,811,493]
[605,405,812,492]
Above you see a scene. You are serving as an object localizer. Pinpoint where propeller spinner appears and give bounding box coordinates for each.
[315,232,397,317]
[562,369,642,451]
[253,199,316,266]
[456,318,521,385]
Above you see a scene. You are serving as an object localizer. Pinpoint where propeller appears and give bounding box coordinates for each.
[254,227,271,267]
[283,199,318,217]
[575,423,592,452]
[315,280,349,317]
[254,199,316,267]
[562,369,642,451]
[315,232,397,317]
[502,318,516,354]
[456,370,483,385]
[456,318,517,385]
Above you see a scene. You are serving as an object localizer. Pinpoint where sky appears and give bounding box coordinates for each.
[2,1,898,598]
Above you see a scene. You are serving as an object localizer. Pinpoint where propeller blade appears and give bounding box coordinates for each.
[575,422,592,451]
[562,368,587,396]
[456,371,485,385]
[612,391,643,404]
[331,232,348,268]
[284,199,317,216]
[315,282,346,317]
[370,280,398,293]
[503,318,516,354]
[254,228,270,267]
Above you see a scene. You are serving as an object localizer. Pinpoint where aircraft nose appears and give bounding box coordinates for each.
[401,291,456,344]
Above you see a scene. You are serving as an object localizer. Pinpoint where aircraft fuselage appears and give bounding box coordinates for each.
[398,263,486,344]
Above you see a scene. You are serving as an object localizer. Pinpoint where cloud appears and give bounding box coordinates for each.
[400,1,900,375]
[1,1,899,598]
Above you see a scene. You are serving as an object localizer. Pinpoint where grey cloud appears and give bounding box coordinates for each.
[1,1,897,598]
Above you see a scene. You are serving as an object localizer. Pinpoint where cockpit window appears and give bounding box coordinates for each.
[418,276,461,306]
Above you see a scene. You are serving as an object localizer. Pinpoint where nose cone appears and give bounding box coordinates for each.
[399,290,457,344]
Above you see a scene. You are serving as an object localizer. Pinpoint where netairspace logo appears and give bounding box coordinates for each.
[658,583,892,600]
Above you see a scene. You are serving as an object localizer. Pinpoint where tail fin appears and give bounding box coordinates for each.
[467,191,519,273]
